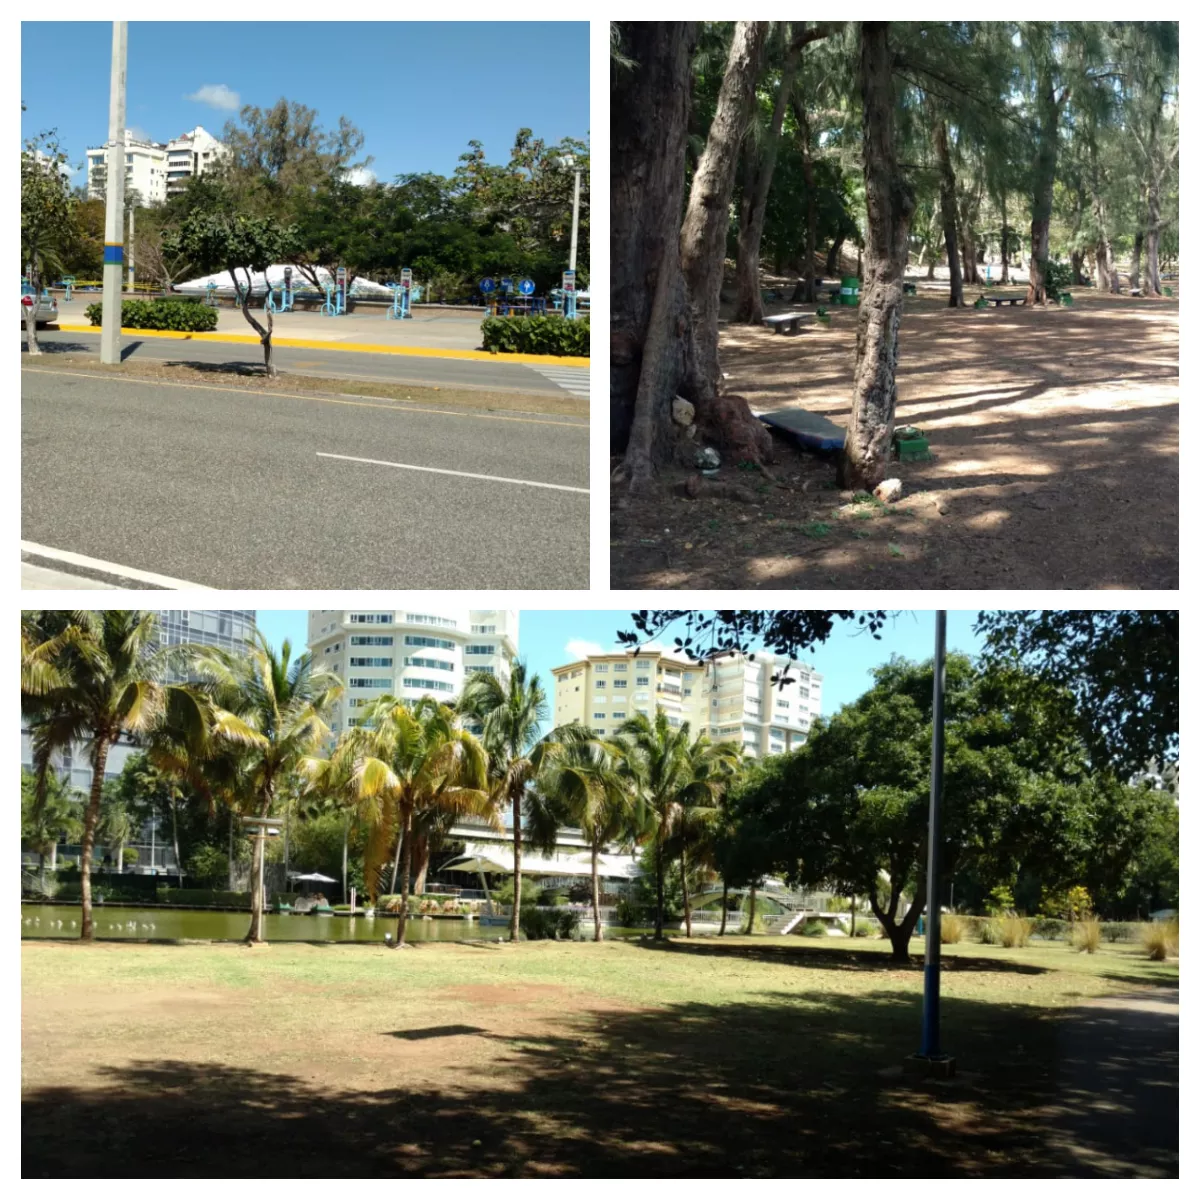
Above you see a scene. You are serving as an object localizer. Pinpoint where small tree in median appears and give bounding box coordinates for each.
[163,209,299,377]
[21,131,76,357]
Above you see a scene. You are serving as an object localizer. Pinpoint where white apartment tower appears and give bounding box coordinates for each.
[86,126,226,204]
[307,609,518,735]
[552,649,823,759]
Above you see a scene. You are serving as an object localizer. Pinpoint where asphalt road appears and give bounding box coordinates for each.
[26,328,587,397]
[22,366,589,589]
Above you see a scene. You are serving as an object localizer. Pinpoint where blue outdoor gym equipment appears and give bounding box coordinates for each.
[562,269,578,320]
[321,267,348,317]
[204,281,219,307]
[387,267,413,319]
[61,276,76,301]
[267,267,296,314]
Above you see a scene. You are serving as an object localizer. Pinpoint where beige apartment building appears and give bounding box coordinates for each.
[307,608,517,736]
[551,648,822,758]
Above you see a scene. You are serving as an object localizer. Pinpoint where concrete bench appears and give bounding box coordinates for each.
[984,295,1025,307]
[763,312,811,335]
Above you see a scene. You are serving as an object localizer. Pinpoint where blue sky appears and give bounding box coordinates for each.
[21,22,589,183]
[254,610,986,719]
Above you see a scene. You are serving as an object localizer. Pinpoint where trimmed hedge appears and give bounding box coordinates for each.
[482,315,589,357]
[156,887,249,907]
[84,297,218,332]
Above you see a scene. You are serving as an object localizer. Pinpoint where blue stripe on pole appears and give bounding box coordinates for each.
[103,244,124,264]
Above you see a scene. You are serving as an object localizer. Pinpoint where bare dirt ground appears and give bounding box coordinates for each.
[612,286,1178,589]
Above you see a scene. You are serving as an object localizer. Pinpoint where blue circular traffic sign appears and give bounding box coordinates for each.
[480,277,495,293]
[518,278,535,296]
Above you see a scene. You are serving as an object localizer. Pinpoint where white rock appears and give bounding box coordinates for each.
[695,446,721,470]
[672,396,696,426]
[874,478,903,503]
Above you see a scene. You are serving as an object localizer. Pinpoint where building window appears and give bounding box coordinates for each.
[350,657,392,668]
[612,711,626,720]
[593,712,606,721]
[406,613,457,629]
[594,664,607,673]
[613,679,627,689]
[350,635,393,646]
[351,613,393,625]
[613,663,628,673]
[464,644,495,655]
[405,677,455,693]
[404,656,454,672]
[404,635,455,651]
[635,691,649,701]
[636,676,650,686]
[471,624,497,634]
[349,678,390,690]
[594,680,606,689]
[776,699,790,709]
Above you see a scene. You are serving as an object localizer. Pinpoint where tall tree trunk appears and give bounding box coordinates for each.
[745,883,757,934]
[395,811,413,947]
[228,808,235,891]
[1000,191,1010,283]
[870,883,923,963]
[342,819,349,905]
[799,104,819,303]
[654,842,665,940]
[232,265,276,377]
[718,878,729,936]
[825,236,845,278]
[591,840,603,943]
[734,35,802,324]
[1130,229,1143,292]
[837,22,915,491]
[926,247,937,280]
[23,286,41,355]
[170,795,182,882]
[509,789,522,942]
[850,893,857,937]
[38,851,47,892]
[679,21,768,403]
[1145,172,1162,296]
[244,830,266,943]
[1026,79,1067,306]
[1089,135,1116,292]
[1070,250,1085,285]
[78,739,111,941]
[680,844,692,937]
[411,835,430,898]
[934,120,963,307]
[389,824,404,895]
[611,22,699,475]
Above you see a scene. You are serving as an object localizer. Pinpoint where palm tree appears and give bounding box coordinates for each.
[182,632,343,943]
[616,709,742,939]
[529,730,641,942]
[21,611,210,939]
[459,662,580,942]
[305,695,493,947]
[21,768,81,890]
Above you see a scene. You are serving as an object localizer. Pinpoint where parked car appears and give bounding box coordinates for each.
[21,284,58,327]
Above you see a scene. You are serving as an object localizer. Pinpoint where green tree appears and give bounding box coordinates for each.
[615,709,742,939]
[21,768,81,889]
[162,203,300,376]
[306,696,492,947]
[21,131,77,355]
[180,633,343,943]
[21,611,209,939]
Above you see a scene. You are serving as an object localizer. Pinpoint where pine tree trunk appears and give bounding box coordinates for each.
[746,884,757,934]
[825,237,845,278]
[934,120,962,307]
[1070,251,1085,285]
[734,40,801,324]
[611,22,699,474]
[1000,192,1010,283]
[679,21,768,402]
[801,113,819,304]
[837,22,914,491]
[1131,230,1143,291]
[1145,175,1162,296]
[654,843,665,940]
[591,840,603,943]
[1026,79,1065,306]
[396,812,413,947]
[78,739,111,941]
[850,893,857,937]
[509,789,522,942]
[718,878,729,936]
[680,844,692,937]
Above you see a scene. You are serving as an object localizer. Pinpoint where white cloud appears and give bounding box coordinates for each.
[185,84,241,112]
[342,166,377,187]
[564,639,604,661]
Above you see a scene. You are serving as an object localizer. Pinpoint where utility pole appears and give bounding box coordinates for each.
[100,21,128,364]
[913,610,955,1076]
[127,204,135,292]
[568,167,582,272]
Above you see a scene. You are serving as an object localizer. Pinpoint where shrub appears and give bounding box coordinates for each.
[1142,919,1178,962]
[121,848,139,866]
[84,297,218,332]
[520,906,581,941]
[481,315,590,357]
[1000,916,1033,948]
[801,919,827,937]
[1071,918,1102,954]
[978,919,1002,945]
[156,887,249,907]
[1032,917,1067,941]
[1101,922,1138,944]
[1044,259,1073,301]
[614,896,645,927]
[185,844,228,888]
[985,885,1015,916]
[940,913,965,944]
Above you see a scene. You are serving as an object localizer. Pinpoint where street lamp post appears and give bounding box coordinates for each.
[568,166,582,273]
[913,609,955,1076]
[100,21,127,365]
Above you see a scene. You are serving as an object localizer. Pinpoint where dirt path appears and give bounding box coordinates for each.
[612,290,1178,589]
[1044,988,1179,1176]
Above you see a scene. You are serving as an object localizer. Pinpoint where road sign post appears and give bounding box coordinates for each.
[562,269,577,320]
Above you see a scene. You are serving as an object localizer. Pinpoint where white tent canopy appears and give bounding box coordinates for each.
[442,845,638,881]
[173,265,395,300]
[289,872,338,883]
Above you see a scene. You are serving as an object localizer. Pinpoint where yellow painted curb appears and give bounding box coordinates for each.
[55,324,591,368]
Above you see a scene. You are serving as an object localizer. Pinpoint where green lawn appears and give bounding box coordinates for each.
[22,934,1177,1177]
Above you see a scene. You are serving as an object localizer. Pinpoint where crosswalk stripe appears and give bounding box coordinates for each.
[531,366,590,398]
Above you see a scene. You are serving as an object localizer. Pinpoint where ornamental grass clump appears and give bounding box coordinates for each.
[1000,915,1032,948]
[940,913,965,944]
[1142,918,1179,961]
[1071,917,1102,954]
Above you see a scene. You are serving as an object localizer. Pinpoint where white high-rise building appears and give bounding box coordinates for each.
[552,648,823,759]
[86,126,227,205]
[307,609,518,735]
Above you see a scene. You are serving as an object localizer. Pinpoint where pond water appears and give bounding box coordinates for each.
[19,904,501,943]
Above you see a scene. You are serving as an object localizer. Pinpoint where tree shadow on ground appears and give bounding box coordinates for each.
[21,341,93,355]
[22,985,1176,1178]
[163,359,270,377]
[628,936,1051,975]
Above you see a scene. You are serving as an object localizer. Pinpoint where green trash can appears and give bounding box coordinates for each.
[839,276,860,307]
[1061,292,1073,306]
